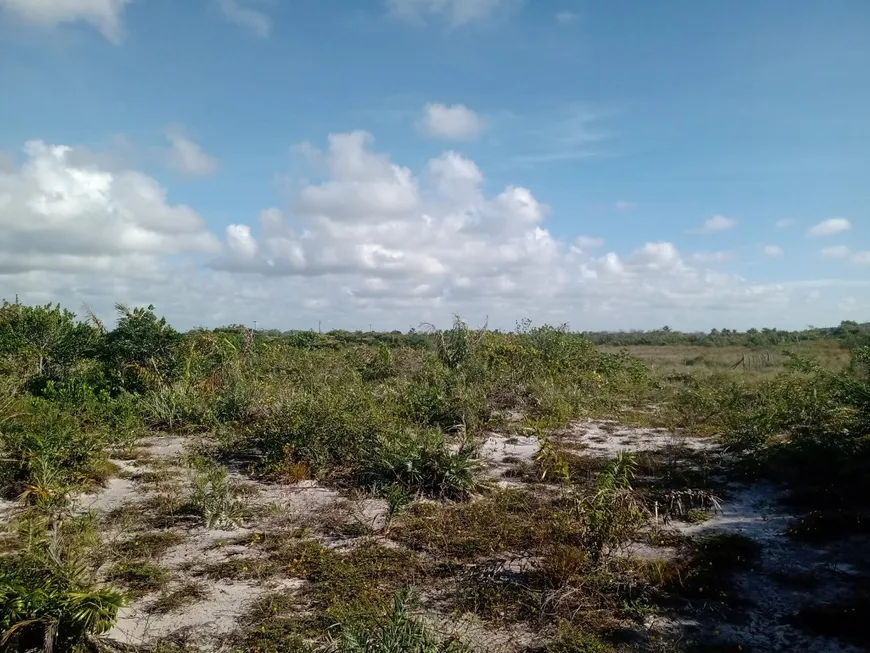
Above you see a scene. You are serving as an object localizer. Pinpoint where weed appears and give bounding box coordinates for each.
[188,460,245,529]
[323,588,468,653]
[113,530,186,560]
[0,518,125,652]
[107,560,170,597]
[361,430,483,500]
[148,582,209,615]
[547,622,613,652]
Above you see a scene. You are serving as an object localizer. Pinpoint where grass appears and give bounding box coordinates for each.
[112,530,186,560]
[107,560,170,597]
[3,299,869,651]
[148,582,209,615]
[637,532,762,604]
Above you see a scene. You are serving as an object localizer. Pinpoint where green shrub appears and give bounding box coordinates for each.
[323,589,467,653]
[97,303,183,392]
[0,522,125,652]
[188,461,245,529]
[242,381,395,479]
[0,400,111,508]
[361,430,482,500]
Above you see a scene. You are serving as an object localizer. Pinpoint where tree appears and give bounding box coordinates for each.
[0,299,97,379]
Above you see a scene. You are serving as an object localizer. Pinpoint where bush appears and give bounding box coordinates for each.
[361,430,482,500]
[242,381,395,479]
[0,521,125,652]
[323,589,467,653]
[97,303,183,392]
[0,400,111,509]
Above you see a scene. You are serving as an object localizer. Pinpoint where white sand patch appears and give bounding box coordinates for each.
[108,577,302,645]
[0,497,15,524]
[561,421,717,457]
[673,482,862,653]
[479,434,539,484]
[138,435,189,460]
[76,476,138,514]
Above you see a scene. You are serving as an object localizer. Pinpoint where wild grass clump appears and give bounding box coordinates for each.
[323,589,468,653]
[361,430,482,500]
[0,399,113,509]
[187,460,245,529]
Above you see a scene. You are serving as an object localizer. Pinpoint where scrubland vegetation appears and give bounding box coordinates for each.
[1,298,868,652]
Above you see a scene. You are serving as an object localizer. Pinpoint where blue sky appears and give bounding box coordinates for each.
[0,0,868,331]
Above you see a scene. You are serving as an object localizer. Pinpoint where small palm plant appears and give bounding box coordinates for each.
[323,589,467,653]
[189,461,244,529]
[577,451,646,562]
[0,521,126,652]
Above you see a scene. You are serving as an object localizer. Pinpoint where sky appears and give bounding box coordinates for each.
[0,0,868,332]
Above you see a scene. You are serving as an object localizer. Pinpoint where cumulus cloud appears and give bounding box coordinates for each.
[165,130,218,177]
[764,245,783,259]
[697,215,736,233]
[691,251,733,263]
[207,130,790,327]
[4,133,850,331]
[0,140,219,276]
[216,0,271,38]
[808,218,851,237]
[775,218,795,228]
[420,104,485,141]
[820,246,870,266]
[574,236,604,250]
[387,0,517,26]
[0,0,129,42]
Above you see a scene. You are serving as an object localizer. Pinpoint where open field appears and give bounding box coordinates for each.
[1,301,869,653]
[601,341,853,375]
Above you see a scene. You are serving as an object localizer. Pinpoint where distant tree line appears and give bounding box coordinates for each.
[580,321,870,349]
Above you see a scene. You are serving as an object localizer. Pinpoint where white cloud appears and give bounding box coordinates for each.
[216,0,271,38]
[808,218,851,237]
[555,11,578,24]
[387,0,517,26]
[206,131,792,328]
[775,218,795,228]
[698,215,736,233]
[165,130,218,177]
[691,251,733,263]
[0,140,219,276]
[0,0,129,42]
[420,104,485,141]
[820,245,870,266]
[820,245,850,260]
[614,200,637,211]
[853,251,870,266]
[763,245,783,259]
[6,133,860,332]
[573,236,604,250]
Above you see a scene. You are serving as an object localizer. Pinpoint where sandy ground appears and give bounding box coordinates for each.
[4,421,862,652]
[671,483,864,653]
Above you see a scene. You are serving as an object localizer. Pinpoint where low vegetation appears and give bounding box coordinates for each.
[0,298,867,651]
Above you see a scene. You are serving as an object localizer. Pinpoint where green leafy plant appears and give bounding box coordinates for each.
[361,430,482,500]
[0,521,126,652]
[189,461,245,529]
[323,589,467,653]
